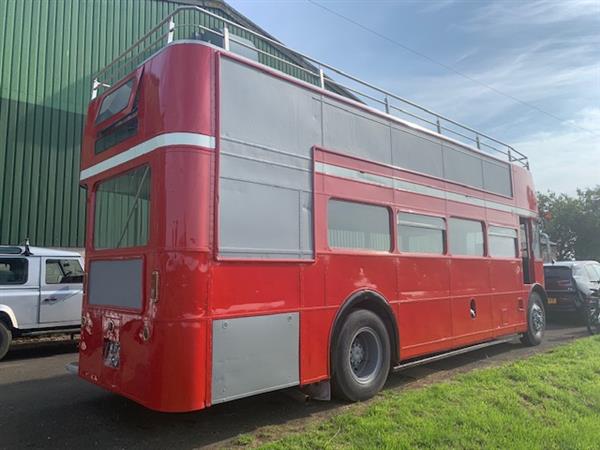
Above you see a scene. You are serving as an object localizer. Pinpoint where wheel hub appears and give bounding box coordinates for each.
[531,303,544,333]
[347,327,383,384]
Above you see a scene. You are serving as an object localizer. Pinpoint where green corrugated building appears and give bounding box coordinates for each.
[0,0,342,248]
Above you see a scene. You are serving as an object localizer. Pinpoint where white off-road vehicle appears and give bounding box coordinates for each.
[0,245,83,360]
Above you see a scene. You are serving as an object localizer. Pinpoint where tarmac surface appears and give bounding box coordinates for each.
[0,316,589,449]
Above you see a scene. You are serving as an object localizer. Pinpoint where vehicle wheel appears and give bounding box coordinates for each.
[585,300,600,335]
[331,309,390,402]
[520,292,546,346]
[0,321,12,361]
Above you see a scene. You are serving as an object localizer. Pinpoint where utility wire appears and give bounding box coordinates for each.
[306,0,600,138]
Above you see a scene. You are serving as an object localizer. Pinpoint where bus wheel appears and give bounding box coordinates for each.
[520,292,546,346]
[0,321,12,361]
[332,309,390,402]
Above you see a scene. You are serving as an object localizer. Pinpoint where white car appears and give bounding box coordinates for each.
[0,245,84,360]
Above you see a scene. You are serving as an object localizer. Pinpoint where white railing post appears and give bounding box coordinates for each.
[223,25,230,51]
[91,78,100,100]
[319,68,325,89]
[167,16,175,43]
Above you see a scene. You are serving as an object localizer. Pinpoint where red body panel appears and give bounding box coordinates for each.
[79,43,543,412]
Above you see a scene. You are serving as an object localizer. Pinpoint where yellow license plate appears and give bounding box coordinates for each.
[548,297,558,305]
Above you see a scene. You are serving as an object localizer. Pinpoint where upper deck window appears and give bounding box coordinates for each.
[94,165,151,249]
[398,212,445,254]
[328,200,391,252]
[95,79,134,124]
[449,218,484,256]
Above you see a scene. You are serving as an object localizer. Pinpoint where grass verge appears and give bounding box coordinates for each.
[239,337,600,449]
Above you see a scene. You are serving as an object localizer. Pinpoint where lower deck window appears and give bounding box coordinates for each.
[398,213,445,254]
[94,165,151,249]
[328,199,390,251]
[488,226,518,258]
[449,218,484,256]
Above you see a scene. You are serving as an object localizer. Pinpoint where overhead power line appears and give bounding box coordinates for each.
[306,0,600,138]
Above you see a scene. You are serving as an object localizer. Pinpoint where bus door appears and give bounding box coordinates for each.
[519,218,535,284]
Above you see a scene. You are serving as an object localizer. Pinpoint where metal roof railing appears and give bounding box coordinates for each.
[91,6,529,169]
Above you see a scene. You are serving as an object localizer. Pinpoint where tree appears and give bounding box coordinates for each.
[538,186,600,261]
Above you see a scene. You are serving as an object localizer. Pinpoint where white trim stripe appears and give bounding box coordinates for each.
[80,132,215,180]
[315,162,537,218]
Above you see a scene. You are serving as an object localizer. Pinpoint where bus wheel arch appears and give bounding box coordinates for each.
[330,290,399,369]
[328,291,399,401]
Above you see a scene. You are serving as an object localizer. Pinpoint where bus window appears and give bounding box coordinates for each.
[397,212,445,254]
[96,79,135,124]
[448,218,484,256]
[488,226,518,258]
[94,165,151,249]
[328,200,390,251]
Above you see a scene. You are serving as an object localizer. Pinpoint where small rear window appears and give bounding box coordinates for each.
[0,258,28,285]
[544,266,573,290]
[96,79,134,124]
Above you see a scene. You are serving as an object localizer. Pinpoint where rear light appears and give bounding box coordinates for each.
[150,270,159,303]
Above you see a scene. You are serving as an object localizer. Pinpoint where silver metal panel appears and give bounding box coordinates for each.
[219,179,312,258]
[443,144,484,189]
[88,259,143,309]
[483,160,512,197]
[220,141,312,193]
[219,58,317,259]
[391,127,444,178]
[322,100,393,164]
[220,58,322,158]
[212,312,300,404]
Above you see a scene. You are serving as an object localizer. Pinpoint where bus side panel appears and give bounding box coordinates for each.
[397,255,452,359]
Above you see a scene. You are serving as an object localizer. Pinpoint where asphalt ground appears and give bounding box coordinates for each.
[0,315,589,449]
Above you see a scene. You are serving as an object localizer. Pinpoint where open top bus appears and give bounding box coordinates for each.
[76,6,547,412]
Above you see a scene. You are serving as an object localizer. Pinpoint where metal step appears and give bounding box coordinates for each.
[392,335,519,372]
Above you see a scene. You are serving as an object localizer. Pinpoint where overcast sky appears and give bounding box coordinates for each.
[227,0,600,195]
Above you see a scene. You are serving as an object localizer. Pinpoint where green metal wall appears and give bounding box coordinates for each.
[0,0,316,248]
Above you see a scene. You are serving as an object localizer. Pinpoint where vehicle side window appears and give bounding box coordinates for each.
[328,199,391,251]
[0,258,28,285]
[397,212,445,254]
[448,218,484,256]
[488,226,518,258]
[45,259,84,284]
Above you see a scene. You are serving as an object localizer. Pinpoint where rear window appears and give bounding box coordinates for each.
[94,165,151,249]
[0,258,28,285]
[544,266,573,290]
[96,79,134,124]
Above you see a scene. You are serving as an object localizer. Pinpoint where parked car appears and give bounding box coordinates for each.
[544,261,600,318]
[0,245,84,360]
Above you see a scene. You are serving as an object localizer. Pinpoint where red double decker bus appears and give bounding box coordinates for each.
[77,7,547,412]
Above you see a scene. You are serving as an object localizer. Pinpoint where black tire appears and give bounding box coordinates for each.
[585,299,600,335]
[520,292,546,346]
[0,321,12,361]
[331,309,391,402]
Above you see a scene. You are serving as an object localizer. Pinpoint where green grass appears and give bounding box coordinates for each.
[247,337,600,449]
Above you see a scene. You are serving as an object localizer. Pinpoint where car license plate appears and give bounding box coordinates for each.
[548,297,558,305]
